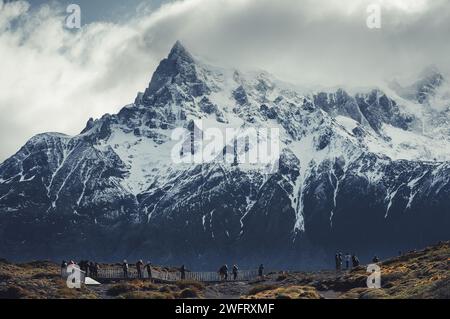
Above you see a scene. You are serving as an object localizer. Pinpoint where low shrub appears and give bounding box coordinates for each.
[248,284,277,296]
[0,272,12,281]
[121,291,173,299]
[175,280,205,291]
[0,286,30,299]
[179,288,200,299]
[276,274,288,282]
[107,283,137,297]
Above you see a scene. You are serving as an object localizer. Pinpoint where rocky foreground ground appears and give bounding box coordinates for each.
[0,242,448,299]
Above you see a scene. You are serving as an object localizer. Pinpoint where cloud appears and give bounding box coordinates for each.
[0,0,450,161]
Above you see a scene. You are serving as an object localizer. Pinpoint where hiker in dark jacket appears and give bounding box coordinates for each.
[94,263,100,278]
[136,260,144,279]
[224,264,229,280]
[218,265,228,281]
[352,255,360,268]
[122,260,129,278]
[180,265,186,280]
[61,260,68,276]
[85,261,91,275]
[78,260,86,274]
[145,261,152,280]
[88,262,95,277]
[232,265,239,281]
[345,253,351,270]
[218,266,224,280]
[335,254,340,271]
[258,264,264,277]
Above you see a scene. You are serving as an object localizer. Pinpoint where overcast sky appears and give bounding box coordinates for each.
[1,0,450,161]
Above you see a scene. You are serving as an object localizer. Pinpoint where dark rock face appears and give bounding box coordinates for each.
[0,42,449,268]
[260,104,277,120]
[314,89,415,134]
[390,66,446,104]
[143,41,210,108]
[233,86,249,106]
[415,68,445,104]
[314,90,362,123]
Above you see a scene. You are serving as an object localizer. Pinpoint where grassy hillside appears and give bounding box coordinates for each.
[0,241,448,299]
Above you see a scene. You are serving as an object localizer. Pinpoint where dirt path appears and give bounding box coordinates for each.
[204,281,252,299]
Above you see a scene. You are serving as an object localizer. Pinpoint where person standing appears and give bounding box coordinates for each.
[94,262,100,278]
[223,264,229,281]
[61,260,68,277]
[335,254,340,271]
[136,260,144,279]
[345,253,351,270]
[145,261,152,280]
[180,265,186,280]
[122,260,129,279]
[352,254,360,268]
[218,265,225,281]
[218,265,228,281]
[232,265,239,281]
[79,260,87,275]
[258,264,264,278]
[88,262,95,277]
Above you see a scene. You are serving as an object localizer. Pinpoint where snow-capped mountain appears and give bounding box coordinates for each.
[1,42,449,268]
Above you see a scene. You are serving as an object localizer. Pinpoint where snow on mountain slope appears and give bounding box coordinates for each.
[0,42,449,265]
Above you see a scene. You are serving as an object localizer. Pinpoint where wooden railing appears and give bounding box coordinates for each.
[62,266,262,283]
[183,270,259,282]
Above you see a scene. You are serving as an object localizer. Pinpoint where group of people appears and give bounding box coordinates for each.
[335,253,381,271]
[217,264,264,281]
[61,260,100,278]
[217,264,236,281]
[334,253,360,271]
[63,254,384,280]
[62,259,268,282]
[62,259,154,279]
[122,260,152,279]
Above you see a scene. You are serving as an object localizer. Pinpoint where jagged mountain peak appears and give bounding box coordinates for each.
[1,43,450,264]
[168,40,194,63]
[415,65,445,103]
[142,41,209,107]
[418,65,444,82]
[389,65,446,104]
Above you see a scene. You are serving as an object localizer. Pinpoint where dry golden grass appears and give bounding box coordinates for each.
[0,260,99,299]
[104,279,207,299]
[119,291,175,299]
[247,284,278,296]
[179,288,201,299]
[245,285,321,299]
[338,242,450,299]
[175,280,205,291]
[1,241,448,299]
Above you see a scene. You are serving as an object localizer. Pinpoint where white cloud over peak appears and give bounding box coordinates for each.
[0,0,449,161]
